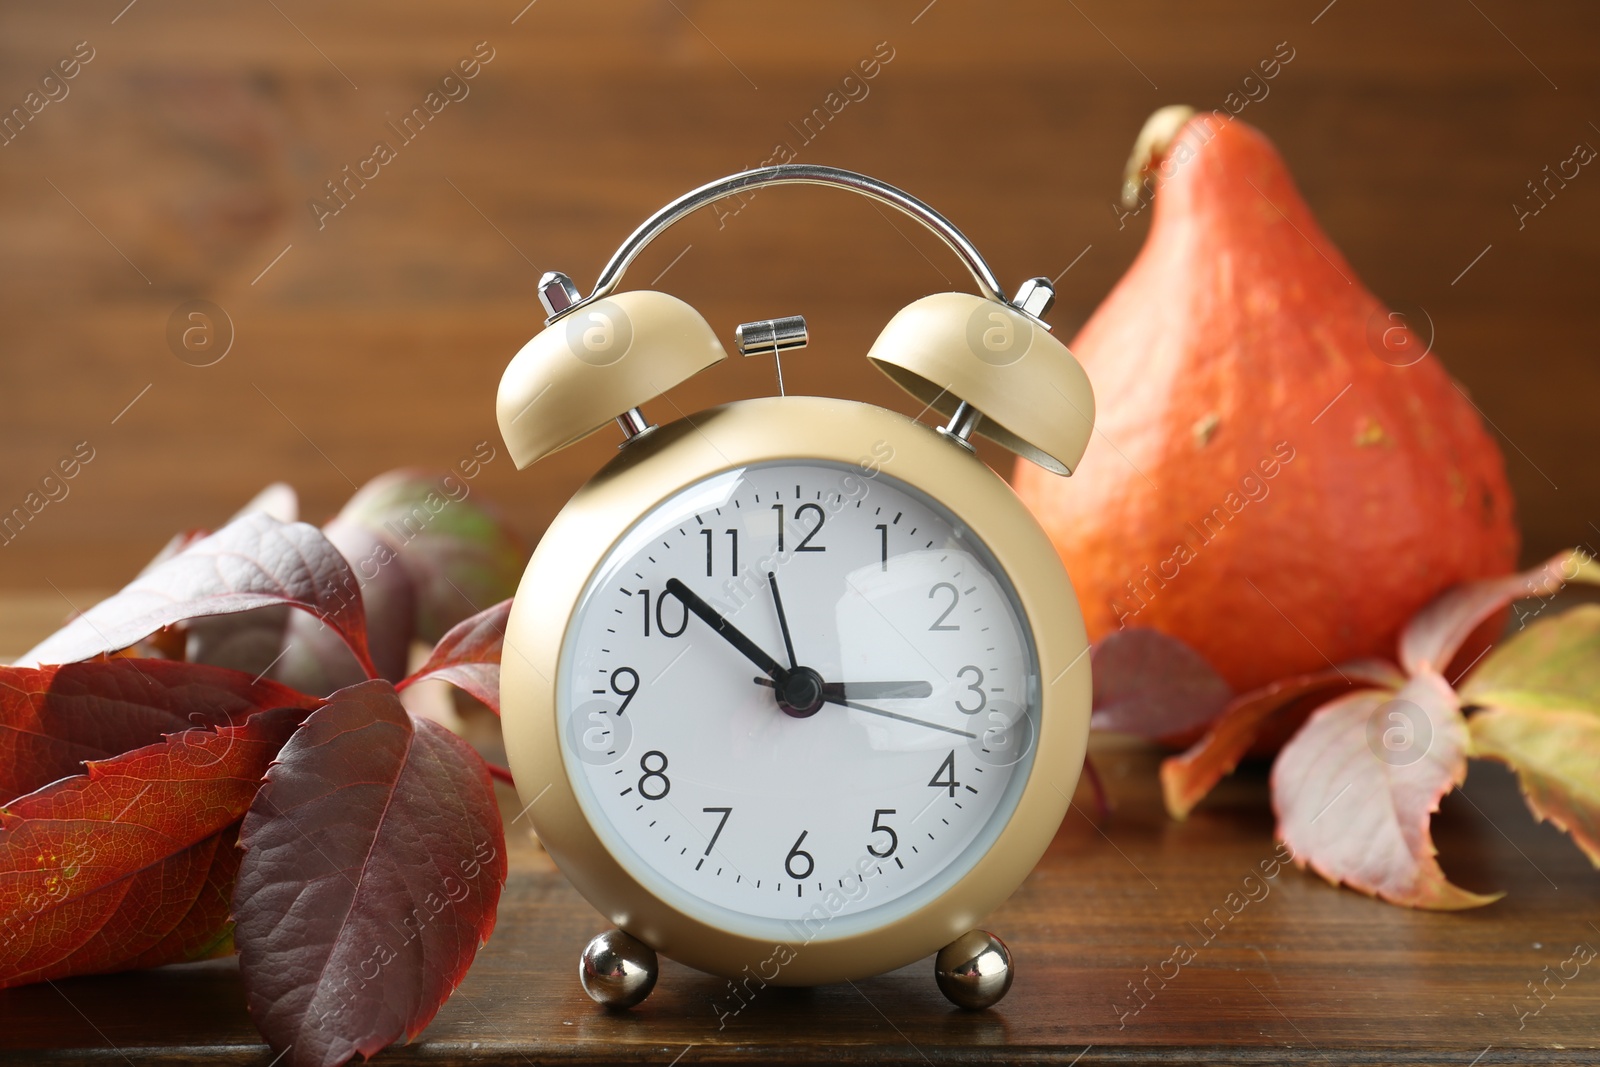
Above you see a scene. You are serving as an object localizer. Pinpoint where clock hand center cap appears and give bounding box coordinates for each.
[775,666,825,718]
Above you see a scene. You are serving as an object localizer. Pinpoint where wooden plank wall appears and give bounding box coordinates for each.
[0,0,1595,591]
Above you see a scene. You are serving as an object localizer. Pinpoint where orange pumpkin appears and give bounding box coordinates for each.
[1015,107,1518,693]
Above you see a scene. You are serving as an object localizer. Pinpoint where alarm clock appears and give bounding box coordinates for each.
[496,165,1094,1011]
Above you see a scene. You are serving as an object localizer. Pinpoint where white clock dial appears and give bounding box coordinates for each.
[558,460,1039,941]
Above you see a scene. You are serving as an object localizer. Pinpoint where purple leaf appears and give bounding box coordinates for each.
[1090,628,1233,741]
[325,470,524,645]
[234,681,506,1067]
[274,521,416,692]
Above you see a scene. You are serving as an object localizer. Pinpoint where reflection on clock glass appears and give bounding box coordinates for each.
[557,461,1039,942]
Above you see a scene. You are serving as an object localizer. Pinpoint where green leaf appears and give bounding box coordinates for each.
[1458,604,1600,869]
[1469,705,1600,867]
[1461,604,1600,715]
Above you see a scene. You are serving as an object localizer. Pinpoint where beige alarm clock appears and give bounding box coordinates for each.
[496,165,1094,1012]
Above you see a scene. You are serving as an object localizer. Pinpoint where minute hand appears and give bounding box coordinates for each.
[663,579,788,680]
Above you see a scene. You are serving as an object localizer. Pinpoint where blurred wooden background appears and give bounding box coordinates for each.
[1,0,1596,593]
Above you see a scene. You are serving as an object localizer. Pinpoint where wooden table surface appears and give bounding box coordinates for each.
[3,723,1596,1065]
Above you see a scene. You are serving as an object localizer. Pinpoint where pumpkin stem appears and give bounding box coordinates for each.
[1120,104,1198,209]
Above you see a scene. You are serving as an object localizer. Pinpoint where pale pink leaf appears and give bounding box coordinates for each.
[1162,658,1404,819]
[1399,549,1599,676]
[1273,671,1498,909]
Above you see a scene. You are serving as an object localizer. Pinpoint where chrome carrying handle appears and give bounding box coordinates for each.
[540,164,1029,323]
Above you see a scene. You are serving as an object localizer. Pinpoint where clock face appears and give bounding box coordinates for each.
[557,460,1039,943]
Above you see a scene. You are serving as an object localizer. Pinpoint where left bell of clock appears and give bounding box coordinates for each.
[495,279,728,470]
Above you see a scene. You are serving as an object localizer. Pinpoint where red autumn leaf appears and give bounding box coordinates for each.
[117,822,244,969]
[1398,549,1599,676]
[1089,628,1233,742]
[1272,671,1499,909]
[399,600,512,714]
[1161,658,1405,819]
[18,512,376,679]
[41,827,243,984]
[0,705,305,989]
[234,680,506,1067]
[0,659,316,803]
[137,483,294,587]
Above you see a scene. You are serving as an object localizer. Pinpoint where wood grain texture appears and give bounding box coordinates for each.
[1,730,1597,1064]
[1,1,1598,593]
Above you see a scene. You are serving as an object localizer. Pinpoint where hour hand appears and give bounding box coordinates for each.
[664,578,788,681]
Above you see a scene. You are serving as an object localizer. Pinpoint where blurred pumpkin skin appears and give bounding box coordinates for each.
[1015,111,1518,694]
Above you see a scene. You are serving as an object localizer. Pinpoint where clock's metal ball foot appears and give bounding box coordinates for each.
[579,928,658,1009]
[935,930,1013,1010]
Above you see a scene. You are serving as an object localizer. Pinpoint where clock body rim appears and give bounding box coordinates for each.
[501,394,1090,985]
